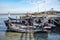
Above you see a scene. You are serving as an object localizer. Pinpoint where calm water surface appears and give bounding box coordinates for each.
[0,14,60,40]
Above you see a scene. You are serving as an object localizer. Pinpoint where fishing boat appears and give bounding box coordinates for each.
[4,14,56,33]
[4,17,43,33]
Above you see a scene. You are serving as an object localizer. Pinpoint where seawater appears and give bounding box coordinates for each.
[0,14,60,40]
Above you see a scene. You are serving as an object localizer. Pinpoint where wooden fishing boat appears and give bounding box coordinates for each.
[4,16,56,33]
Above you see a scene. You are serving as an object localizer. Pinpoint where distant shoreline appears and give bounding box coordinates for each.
[0,10,60,15]
[0,13,26,15]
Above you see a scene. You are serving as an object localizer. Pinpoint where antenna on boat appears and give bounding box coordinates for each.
[8,12,11,17]
[8,12,11,20]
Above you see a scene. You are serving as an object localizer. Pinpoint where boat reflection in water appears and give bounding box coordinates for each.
[6,32,48,40]
[33,33,48,40]
[6,32,21,40]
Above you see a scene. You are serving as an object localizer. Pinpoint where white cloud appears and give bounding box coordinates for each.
[0,0,60,13]
[32,0,60,11]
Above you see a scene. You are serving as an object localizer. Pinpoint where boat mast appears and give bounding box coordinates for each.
[51,8,54,24]
[31,0,45,13]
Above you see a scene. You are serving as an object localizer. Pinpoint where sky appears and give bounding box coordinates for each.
[0,0,60,13]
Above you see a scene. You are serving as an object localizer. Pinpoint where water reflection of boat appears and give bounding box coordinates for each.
[6,32,35,40]
[33,33,48,40]
[6,32,21,40]
[4,14,56,33]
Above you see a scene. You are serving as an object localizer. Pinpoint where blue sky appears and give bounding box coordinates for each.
[0,0,60,13]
